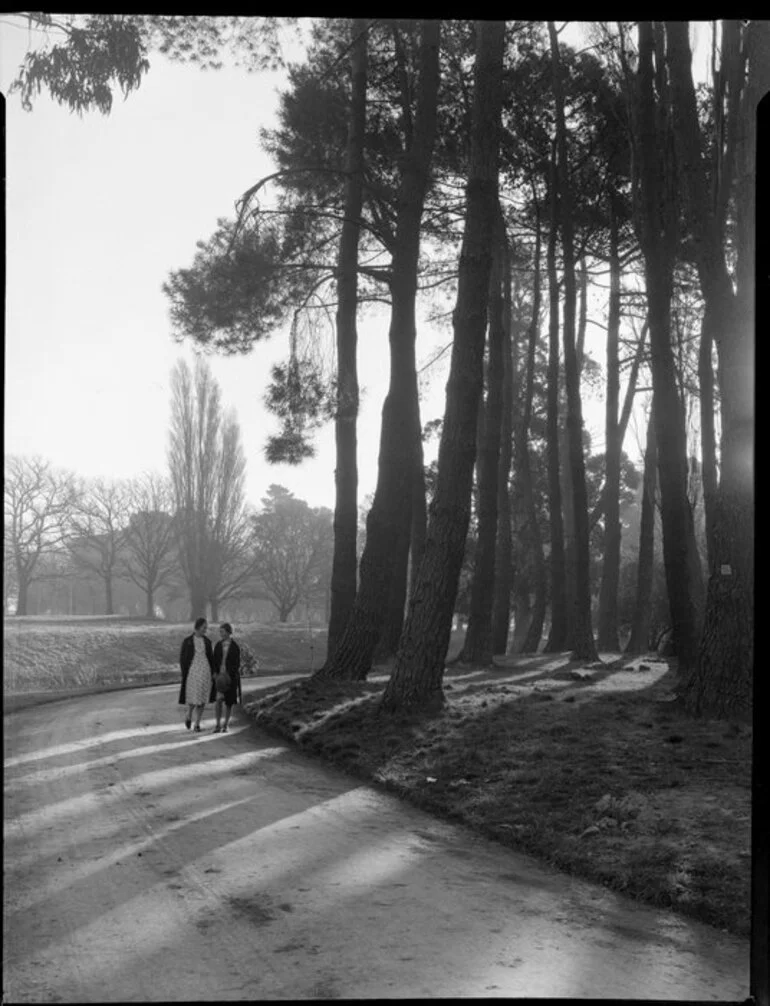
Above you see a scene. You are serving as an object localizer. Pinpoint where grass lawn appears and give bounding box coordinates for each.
[244,651,751,940]
[2,616,325,693]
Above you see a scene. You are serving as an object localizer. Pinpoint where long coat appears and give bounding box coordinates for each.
[178,633,214,705]
[212,639,242,708]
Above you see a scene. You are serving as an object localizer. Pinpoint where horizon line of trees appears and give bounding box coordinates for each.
[4,358,335,625]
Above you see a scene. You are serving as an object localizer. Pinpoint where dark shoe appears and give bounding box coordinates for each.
[185,716,191,730]
[194,724,202,733]
[222,725,228,733]
[213,725,221,733]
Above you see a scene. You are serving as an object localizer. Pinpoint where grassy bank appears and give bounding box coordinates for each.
[2,617,325,693]
[244,654,751,939]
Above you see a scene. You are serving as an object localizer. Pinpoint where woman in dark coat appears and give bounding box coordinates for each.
[179,617,215,732]
[211,621,242,733]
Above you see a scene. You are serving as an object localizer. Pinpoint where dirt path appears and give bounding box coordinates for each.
[3,683,749,1001]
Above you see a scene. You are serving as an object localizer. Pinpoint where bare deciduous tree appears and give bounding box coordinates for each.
[4,456,77,616]
[68,477,132,615]
[122,473,178,618]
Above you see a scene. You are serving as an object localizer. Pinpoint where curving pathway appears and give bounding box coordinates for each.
[3,682,749,1001]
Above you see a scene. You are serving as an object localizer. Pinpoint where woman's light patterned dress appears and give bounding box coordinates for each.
[186,635,212,705]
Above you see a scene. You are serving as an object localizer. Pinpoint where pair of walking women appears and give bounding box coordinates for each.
[178,618,242,733]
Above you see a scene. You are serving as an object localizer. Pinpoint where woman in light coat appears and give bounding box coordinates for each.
[179,617,215,732]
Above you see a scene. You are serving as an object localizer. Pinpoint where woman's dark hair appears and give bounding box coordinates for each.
[221,622,233,636]
[194,617,207,630]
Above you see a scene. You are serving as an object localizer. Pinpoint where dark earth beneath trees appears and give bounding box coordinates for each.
[244,645,751,940]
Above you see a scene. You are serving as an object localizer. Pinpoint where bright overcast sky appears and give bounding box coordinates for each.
[4,19,710,511]
[2,17,458,511]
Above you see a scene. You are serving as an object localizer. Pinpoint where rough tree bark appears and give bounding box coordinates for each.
[315,19,440,682]
[324,17,368,663]
[548,20,598,661]
[491,227,514,655]
[457,205,506,665]
[558,255,589,650]
[373,524,409,662]
[698,310,718,571]
[409,438,428,600]
[625,400,657,654]
[380,19,506,713]
[632,20,702,673]
[544,150,567,652]
[375,398,429,663]
[597,198,623,651]
[666,19,765,718]
[519,218,547,653]
[510,582,532,654]
[576,256,588,371]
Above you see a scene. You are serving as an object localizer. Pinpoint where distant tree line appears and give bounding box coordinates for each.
[4,361,334,624]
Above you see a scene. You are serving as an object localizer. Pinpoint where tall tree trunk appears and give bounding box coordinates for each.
[544,153,567,652]
[698,309,718,571]
[522,529,546,652]
[325,17,367,663]
[105,576,114,616]
[457,208,506,665]
[373,524,409,662]
[576,256,588,371]
[633,20,702,673]
[519,217,547,653]
[626,400,657,654]
[315,19,440,682]
[597,200,623,651]
[510,581,532,654]
[665,18,762,718]
[590,319,648,531]
[189,581,207,621]
[396,449,428,660]
[491,234,514,655]
[145,587,155,620]
[209,597,220,623]
[558,394,575,650]
[381,19,506,713]
[15,573,29,617]
[566,253,590,642]
[548,21,598,662]
[409,438,428,602]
